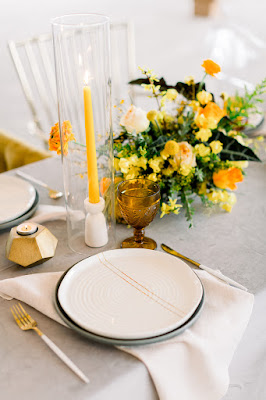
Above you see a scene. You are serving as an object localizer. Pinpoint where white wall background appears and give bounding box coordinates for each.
[1,0,266,147]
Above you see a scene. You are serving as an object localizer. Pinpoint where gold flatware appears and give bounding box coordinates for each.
[11,303,89,383]
[16,171,63,199]
[161,243,248,291]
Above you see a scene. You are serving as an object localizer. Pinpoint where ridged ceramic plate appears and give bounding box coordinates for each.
[0,175,36,224]
[58,249,203,340]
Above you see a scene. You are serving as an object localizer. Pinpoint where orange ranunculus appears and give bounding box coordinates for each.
[200,102,226,122]
[201,59,221,77]
[49,120,75,155]
[213,167,243,190]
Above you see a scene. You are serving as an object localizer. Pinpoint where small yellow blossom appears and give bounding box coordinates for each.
[114,158,120,171]
[210,140,223,154]
[165,89,178,101]
[230,161,249,169]
[128,154,139,166]
[162,166,175,176]
[149,156,163,173]
[195,128,212,142]
[194,113,217,130]
[135,156,147,170]
[148,173,158,182]
[220,92,228,101]
[177,116,184,124]
[147,110,158,121]
[207,190,221,204]
[160,199,182,218]
[125,166,140,180]
[164,140,179,156]
[119,158,130,174]
[198,182,207,195]
[184,75,195,85]
[160,148,170,160]
[195,143,211,157]
[196,90,212,105]
[189,101,200,112]
[221,203,232,212]
[179,164,192,176]
[120,99,125,104]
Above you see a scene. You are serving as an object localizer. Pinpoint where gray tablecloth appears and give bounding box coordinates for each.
[0,156,265,400]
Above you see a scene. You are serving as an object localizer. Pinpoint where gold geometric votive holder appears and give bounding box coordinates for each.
[5,223,58,267]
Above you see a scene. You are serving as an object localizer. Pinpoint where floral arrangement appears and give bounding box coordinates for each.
[114,59,265,226]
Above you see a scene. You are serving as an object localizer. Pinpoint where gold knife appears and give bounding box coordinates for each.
[161,243,248,291]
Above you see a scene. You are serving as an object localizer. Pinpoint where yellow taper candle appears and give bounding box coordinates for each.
[83,85,100,203]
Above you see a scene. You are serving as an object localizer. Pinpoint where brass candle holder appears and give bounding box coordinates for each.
[6,223,58,267]
[117,179,160,249]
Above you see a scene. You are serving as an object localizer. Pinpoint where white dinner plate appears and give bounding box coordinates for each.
[0,175,36,224]
[58,249,203,340]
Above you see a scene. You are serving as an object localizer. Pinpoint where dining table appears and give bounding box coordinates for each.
[0,154,265,400]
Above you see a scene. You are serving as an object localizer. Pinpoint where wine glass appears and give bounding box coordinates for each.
[117,178,160,249]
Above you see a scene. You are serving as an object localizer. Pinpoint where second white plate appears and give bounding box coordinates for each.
[58,249,203,340]
[0,175,36,224]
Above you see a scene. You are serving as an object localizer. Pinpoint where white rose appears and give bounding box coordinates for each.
[120,105,149,134]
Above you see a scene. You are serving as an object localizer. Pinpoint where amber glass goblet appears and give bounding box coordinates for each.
[117,179,160,249]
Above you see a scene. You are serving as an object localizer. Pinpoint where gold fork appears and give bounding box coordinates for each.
[11,303,89,383]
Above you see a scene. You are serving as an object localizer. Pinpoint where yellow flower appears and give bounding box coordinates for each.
[195,143,211,157]
[125,166,140,180]
[210,140,223,154]
[201,59,221,77]
[195,128,212,142]
[230,161,249,169]
[220,92,228,101]
[184,75,195,85]
[173,141,196,167]
[162,166,175,176]
[160,203,170,218]
[148,173,158,182]
[147,110,158,122]
[221,203,232,212]
[198,182,207,195]
[194,113,217,130]
[160,148,170,160]
[188,100,200,112]
[149,156,163,173]
[135,156,148,170]
[164,140,180,156]
[114,158,120,171]
[119,158,130,174]
[207,190,220,204]
[160,199,182,218]
[179,164,192,176]
[165,89,178,101]
[128,154,139,166]
[196,90,212,105]
[177,116,184,124]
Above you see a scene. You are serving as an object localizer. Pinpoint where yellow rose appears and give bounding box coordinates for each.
[196,90,212,105]
[195,128,212,142]
[210,140,223,154]
[195,144,211,157]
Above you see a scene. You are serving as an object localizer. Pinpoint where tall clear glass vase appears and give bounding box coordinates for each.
[52,14,115,255]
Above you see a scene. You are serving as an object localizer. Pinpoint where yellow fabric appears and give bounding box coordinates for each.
[0,131,51,173]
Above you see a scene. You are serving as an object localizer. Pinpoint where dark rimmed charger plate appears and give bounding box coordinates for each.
[0,190,39,231]
[54,265,205,346]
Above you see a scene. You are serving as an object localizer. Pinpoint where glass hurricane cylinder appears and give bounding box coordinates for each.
[52,14,115,255]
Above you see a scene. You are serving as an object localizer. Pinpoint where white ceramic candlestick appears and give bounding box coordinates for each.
[84,197,108,247]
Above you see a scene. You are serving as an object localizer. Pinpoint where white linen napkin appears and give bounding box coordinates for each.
[0,270,253,400]
[29,204,67,224]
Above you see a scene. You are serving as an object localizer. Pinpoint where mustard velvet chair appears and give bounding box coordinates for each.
[0,131,51,173]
